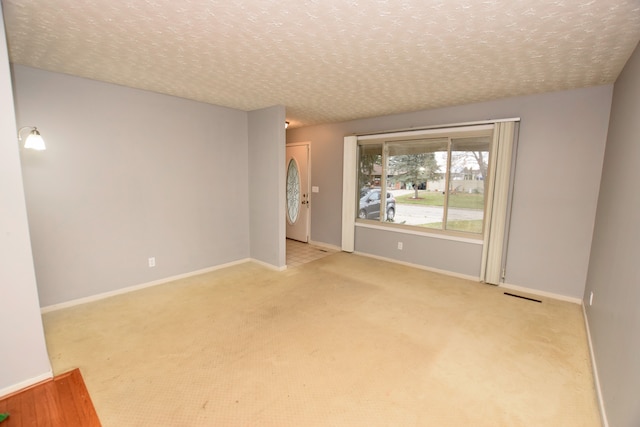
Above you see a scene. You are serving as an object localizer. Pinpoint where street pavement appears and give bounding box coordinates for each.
[388,189,483,226]
[392,204,483,226]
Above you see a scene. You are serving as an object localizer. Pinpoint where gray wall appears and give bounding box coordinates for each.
[0,9,51,393]
[13,65,251,307]
[287,85,613,298]
[248,105,286,268]
[584,42,640,427]
[355,227,482,277]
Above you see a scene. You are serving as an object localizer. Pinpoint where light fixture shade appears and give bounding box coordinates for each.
[285,121,290,129]
[23,128,46,150]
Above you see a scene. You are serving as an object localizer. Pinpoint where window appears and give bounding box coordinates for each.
[286,158,300,224]
[356,125,492,237]
[343,120,518,283]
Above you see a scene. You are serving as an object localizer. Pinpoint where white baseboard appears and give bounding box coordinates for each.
[308,240,342,252]
[251,258,287,271]
[353,251,480,282]
[351,252,582,304]
[41,258,252,313]
[0,370,53,398]
[582,304,609,427]
[499,282,582,304]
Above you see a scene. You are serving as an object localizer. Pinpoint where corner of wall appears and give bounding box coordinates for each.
[581,303,610,427]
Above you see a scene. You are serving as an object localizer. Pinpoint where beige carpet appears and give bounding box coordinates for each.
[43,252,601,426]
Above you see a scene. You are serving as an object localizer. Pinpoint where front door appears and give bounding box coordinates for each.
[286,143,310,242]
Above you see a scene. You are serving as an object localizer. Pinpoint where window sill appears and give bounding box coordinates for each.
[355,220,484,245]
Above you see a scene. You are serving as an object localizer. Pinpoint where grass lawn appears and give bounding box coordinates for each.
[395,191,484,210]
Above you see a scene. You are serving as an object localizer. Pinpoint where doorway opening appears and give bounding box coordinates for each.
[286,142,310,243]
[286,238,335,268]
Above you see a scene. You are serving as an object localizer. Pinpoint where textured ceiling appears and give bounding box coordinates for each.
[3,0,640,128]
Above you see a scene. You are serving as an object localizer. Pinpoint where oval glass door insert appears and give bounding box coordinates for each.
[286,158,300,224]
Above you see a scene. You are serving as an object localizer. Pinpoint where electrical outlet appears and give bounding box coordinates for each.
[148,257,156,268]
[589,291,594,306]
[397,242,403,250]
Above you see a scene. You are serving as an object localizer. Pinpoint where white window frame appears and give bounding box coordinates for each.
[356,123,494,239]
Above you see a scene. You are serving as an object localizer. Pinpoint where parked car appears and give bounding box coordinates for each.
[359,189,396,221]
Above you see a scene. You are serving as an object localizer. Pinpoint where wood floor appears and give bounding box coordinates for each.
[0,369,100,427]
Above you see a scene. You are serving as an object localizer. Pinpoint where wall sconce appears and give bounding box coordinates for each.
[285,121,290,129]
[17,126,46,151]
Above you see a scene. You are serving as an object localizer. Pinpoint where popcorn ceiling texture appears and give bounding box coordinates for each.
[3,0,640,128]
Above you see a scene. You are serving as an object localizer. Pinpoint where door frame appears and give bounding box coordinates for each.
[286,141,311,242]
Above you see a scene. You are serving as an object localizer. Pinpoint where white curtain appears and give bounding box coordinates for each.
[341,136,357,252]
[481,121,518,284]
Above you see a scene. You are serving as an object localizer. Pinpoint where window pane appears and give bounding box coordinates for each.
[358,144,384,220]
[286,159,300,224]
[446,136,490,233]
[387,138,448,229]
[358,144,382,194]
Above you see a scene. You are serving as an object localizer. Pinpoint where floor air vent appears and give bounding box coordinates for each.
[504,292,542,303]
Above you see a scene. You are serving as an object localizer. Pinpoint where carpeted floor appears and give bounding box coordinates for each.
[42,252,601,426]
